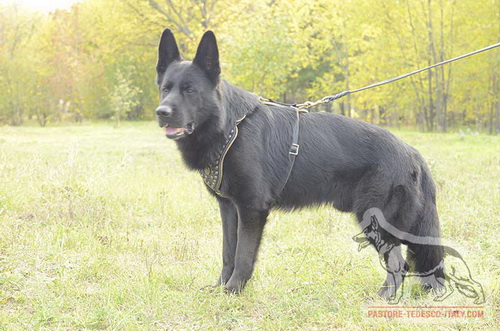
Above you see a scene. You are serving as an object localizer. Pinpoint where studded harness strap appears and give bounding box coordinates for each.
[200,105,304,199]
[200,115,246,197]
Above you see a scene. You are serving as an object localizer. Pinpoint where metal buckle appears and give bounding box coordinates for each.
[289,143,299,156]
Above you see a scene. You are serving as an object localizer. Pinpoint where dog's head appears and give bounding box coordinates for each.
[155,29,221,140]
[352,215,383,251]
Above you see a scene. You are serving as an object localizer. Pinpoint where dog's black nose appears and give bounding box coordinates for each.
[156,106,172,117]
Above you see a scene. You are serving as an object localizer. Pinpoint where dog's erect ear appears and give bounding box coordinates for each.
[193,30,220,83]
[157,28,181,75]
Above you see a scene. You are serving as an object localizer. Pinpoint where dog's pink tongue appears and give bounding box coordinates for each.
[164,126,184,135]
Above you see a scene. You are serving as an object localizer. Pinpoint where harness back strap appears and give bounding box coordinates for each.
[276,107,304,197]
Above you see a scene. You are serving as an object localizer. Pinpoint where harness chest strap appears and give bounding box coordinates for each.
[199,108,303,198]
[200,115,246,197]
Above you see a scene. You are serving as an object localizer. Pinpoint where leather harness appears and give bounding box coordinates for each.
[200,115,246,196]
[199,104,305,198]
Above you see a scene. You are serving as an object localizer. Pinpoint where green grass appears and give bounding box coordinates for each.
[0,122,499,330]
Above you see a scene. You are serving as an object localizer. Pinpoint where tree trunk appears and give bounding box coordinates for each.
[343,39,351,117]
[496,0,500,134]
[427,0,440,132]
[427,61,434,131]
[495,96,500,134]
[493,74,499,134]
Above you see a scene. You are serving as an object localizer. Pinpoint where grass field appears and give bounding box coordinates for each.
[0,122,499,330]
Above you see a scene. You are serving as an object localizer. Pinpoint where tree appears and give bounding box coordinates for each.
[1,0,499,132]
[0,5,43,125]
[109,70,141,126]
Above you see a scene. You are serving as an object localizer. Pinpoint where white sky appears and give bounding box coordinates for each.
[0,0,81,12]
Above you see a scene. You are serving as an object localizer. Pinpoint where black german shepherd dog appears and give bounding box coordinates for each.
[155,29,443,297]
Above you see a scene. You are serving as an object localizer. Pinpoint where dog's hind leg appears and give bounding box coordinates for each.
[410,166,445,292]
[378,245,407,303]
[407,244,445,293]
[224,206,269,294]
[353,176,406,300]
[216,198,238,286]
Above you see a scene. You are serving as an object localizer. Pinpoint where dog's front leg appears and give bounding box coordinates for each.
[225,206,269,294]
[216,198,238,286]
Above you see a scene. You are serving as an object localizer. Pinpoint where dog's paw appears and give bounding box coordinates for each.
[224,284,241,295]
[217,268,234,286]
[224,280,245,294]
[224,278,246,294]
[377,286,395,301]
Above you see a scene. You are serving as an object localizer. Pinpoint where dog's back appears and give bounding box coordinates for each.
[225,105,431,214]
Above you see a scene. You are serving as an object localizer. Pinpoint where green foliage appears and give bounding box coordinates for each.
[0,6,43,125]
[109,70,141,125]
[0,0,499,131]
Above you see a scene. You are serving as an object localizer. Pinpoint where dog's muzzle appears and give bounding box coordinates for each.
[156,105,195,140]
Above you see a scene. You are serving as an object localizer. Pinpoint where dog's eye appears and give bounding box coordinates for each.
[185,87,194,94]
[162,87,170,94]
